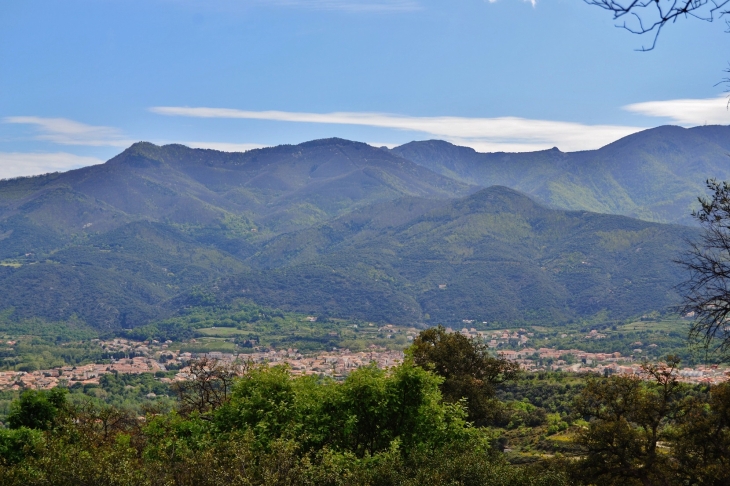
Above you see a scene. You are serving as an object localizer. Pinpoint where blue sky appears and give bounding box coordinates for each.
[1,0,729,178]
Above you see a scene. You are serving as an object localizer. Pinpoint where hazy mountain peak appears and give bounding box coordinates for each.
[108,141,168,168]
[391,125,730,224]
[296,137,366,149]
[0,133,702,330]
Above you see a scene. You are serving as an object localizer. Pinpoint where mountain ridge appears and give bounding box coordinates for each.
[391,125,730,224]
[234,185,693,325]
[0,132,710,330]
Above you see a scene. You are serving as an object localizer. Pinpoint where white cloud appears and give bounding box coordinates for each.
[0,152,104,179]
[257,0,419,12]
[181,141,267,152]
[623,94,730,126]
[4,116,134,147]
[367,142,400,149]
[486,0,537,8]
[151,106,646,152]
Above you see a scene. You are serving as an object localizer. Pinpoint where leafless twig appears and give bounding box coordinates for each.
[585,0,730,50]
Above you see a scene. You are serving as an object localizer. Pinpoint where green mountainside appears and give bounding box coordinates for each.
[225,186,694,325]
[0,133,706,331]
[0,139,471,330]
[0,138,471,251]
[391,125,730,224]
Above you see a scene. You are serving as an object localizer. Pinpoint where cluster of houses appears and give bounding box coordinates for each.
[446,326,533,347]
[449,326,730,385]
[178,347,404,379]
[0,357,165,391]
[2,328,728,392]
[0,338,405,391]
[495,347,730,384]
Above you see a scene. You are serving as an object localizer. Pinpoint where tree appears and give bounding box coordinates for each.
[677,179,730,357]
[214,361,469,456]
[409,325,519,425]
[6,388,68,431]
[672,381,730,485]
[73,402,137,443]
[585,0,730,50]
[573,356,685,486]
[173,357,250,416]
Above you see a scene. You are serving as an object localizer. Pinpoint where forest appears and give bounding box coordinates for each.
[0,327,727,486]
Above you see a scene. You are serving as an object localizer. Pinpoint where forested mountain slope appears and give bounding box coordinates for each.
[391,125,730,224]
[0,138,473,258]
[0,137,700,330]
[208,186,694,325]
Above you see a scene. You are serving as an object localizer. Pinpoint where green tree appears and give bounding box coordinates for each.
[672,381,730,485]
[337,361,467,456]
[7,388,67,431]
[214,365,298,450]
[573,356,684,486]
[409,325,519,425]
[0,427,43,465]
[214,361,469,457]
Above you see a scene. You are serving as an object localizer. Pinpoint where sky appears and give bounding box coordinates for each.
[1,0,729,178]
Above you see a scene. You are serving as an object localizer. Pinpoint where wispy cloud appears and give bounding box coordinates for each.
[0,152,104,179]
[486,0,538,9]
[151,106,646,152]
[623,95,730,126]
[181,141,267,152]
[4,116,134,147]
[256,0,419,12]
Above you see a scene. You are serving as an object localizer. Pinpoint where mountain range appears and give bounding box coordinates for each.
[0,126,719,331]
[392,125,730,225]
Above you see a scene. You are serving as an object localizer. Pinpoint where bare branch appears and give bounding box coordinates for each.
[173,357,251,416]
[585,0,730,50]
[676,179,730,359]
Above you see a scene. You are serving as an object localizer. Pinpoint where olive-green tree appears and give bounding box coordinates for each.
[573,356,685,486]
[409,325,519,425]
[672,381,730,485]
[7,388,68,431]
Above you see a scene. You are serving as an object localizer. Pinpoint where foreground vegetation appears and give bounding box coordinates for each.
[0,329,727,485]
[0,361,567,486]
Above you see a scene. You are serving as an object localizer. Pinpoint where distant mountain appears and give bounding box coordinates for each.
[0,221,248,331]
[0,139,472,329]
[0,138,699,330]
[0,139,472,258]
[391,125,730,224]
[215,186,694,325]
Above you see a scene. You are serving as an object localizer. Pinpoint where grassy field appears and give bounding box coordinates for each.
[195,320,415,353]
[196,327,247,337]
[617,318,689,333]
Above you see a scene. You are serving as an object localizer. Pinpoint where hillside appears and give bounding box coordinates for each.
[0,139,473,258]
[215,186,694,325]
[391,125,730,224]
[0,138,700,331]
[0,139,472,329]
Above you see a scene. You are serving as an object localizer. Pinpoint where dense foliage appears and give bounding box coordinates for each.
[0,330,727,485]
[410,325,519,425]
[0,360,569,486]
